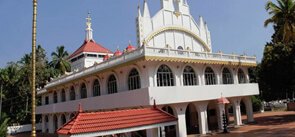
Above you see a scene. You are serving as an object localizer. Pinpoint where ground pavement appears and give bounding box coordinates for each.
[8,111,295,137]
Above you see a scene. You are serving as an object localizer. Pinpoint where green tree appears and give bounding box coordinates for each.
[264,0,295,43]
[259,0,295,101]
[50,46,71,75]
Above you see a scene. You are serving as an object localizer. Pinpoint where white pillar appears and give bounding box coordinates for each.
[57,114,62,129]
[244,97,254,122]
[194,101,209,135]
[233,69,239,84]
[65,88,70,102]
[160,126,166,137]
[146,128,159,137]
[42,115,46,132]
[172,103,188,137]
[217,104,225,130]
[231,98,242,126]
[48,115,54,133]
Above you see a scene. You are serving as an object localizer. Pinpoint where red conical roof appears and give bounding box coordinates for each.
[114,49,123,56]
[69,40,112,59]
[126,44,136,52]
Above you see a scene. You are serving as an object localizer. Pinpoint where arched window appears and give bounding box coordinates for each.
[183,66,198,86]
[157,65,174,87]
[205,67,216,85]
[53,115,58,131]
[238,69,247,84]
[108,75,117,94]
[222,68,233,84]
[80,83,87,99]
[70,113,75,119]
[61,114,66,125]
[61,89,66,102]
[53,91,58,103]
[128,69,141,90]
[93,79,100,96]
[70,86,75,101]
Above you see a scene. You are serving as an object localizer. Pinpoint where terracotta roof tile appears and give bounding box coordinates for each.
[57,107,177,135]
[69,40,112,59]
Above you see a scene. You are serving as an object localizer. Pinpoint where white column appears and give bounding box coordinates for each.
[86,81,92,97]
[244,97,254,122]
[233,69,239,84]
[65,88,70,101]
[160,126,166,137]
[48,114,54,133]
[217,104,225,130]
[146,128,159,137]
[175,66,182,87]
[231,98,242,126]
[194,101,209,135]
[57,114,62,129]
[42,115,46,132]
[172,103,188,137]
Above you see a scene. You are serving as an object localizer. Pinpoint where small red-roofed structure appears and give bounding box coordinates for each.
[68,40,112,59]
[126,44,136,52]
[57,104,177,137]
[114,49,123,56]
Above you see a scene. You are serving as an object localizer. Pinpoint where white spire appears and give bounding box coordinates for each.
[85,12,93,41]
[143,0,150,18]
[138,4,142,17]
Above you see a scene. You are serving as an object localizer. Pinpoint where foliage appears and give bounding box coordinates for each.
[252,96,262,112]
[265,0,295,43]
[0,45,68,125]
[0,113,10,137]
[259,0,295,101]
[50,46,71,75]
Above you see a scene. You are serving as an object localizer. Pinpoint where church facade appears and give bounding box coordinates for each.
[37,0,259,137]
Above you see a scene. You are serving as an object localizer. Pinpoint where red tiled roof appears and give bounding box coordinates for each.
[69,40,112,59]
[57,106,177,135]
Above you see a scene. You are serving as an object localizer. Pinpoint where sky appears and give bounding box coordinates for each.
[0,0,273,68]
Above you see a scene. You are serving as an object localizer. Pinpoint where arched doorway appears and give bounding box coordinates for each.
[207,102,218,131]
[185,103,199,135]
[161,106,176,137]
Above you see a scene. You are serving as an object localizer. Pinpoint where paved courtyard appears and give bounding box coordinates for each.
[8,111,295,137]
[213,111,295,137]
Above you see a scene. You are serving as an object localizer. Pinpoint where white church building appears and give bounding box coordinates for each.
[37,0,259,137]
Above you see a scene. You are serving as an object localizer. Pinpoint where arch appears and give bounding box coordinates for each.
[144,26,211,52]
[70,86,75,101]
[53,91,58,103]
[80,83,87,99]
[157,64,174,87]
[161,106,177,137]
[183,66,198,86]
[107,74,118,94]
[186,103,199,135]
[61,114,66,125]
[61,89,66,102]
[128,68,141,90]
[222,68,233,84]
[238,69,247,84]
[93,79,100,96]
[53,115,58,132]
[44,115,49,133]
[205,67,216,85]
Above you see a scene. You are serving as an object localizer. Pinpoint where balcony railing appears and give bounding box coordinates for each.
[41,46,256,92]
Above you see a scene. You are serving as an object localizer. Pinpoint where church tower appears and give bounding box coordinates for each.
[68,13,113,72]
[136,0,212,52]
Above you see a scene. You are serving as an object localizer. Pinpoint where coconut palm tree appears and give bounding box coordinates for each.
[264,0,295,43]
[50,46,71,74]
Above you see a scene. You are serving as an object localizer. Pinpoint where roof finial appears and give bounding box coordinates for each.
[153,99,157,109]
[85,12,93,41]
